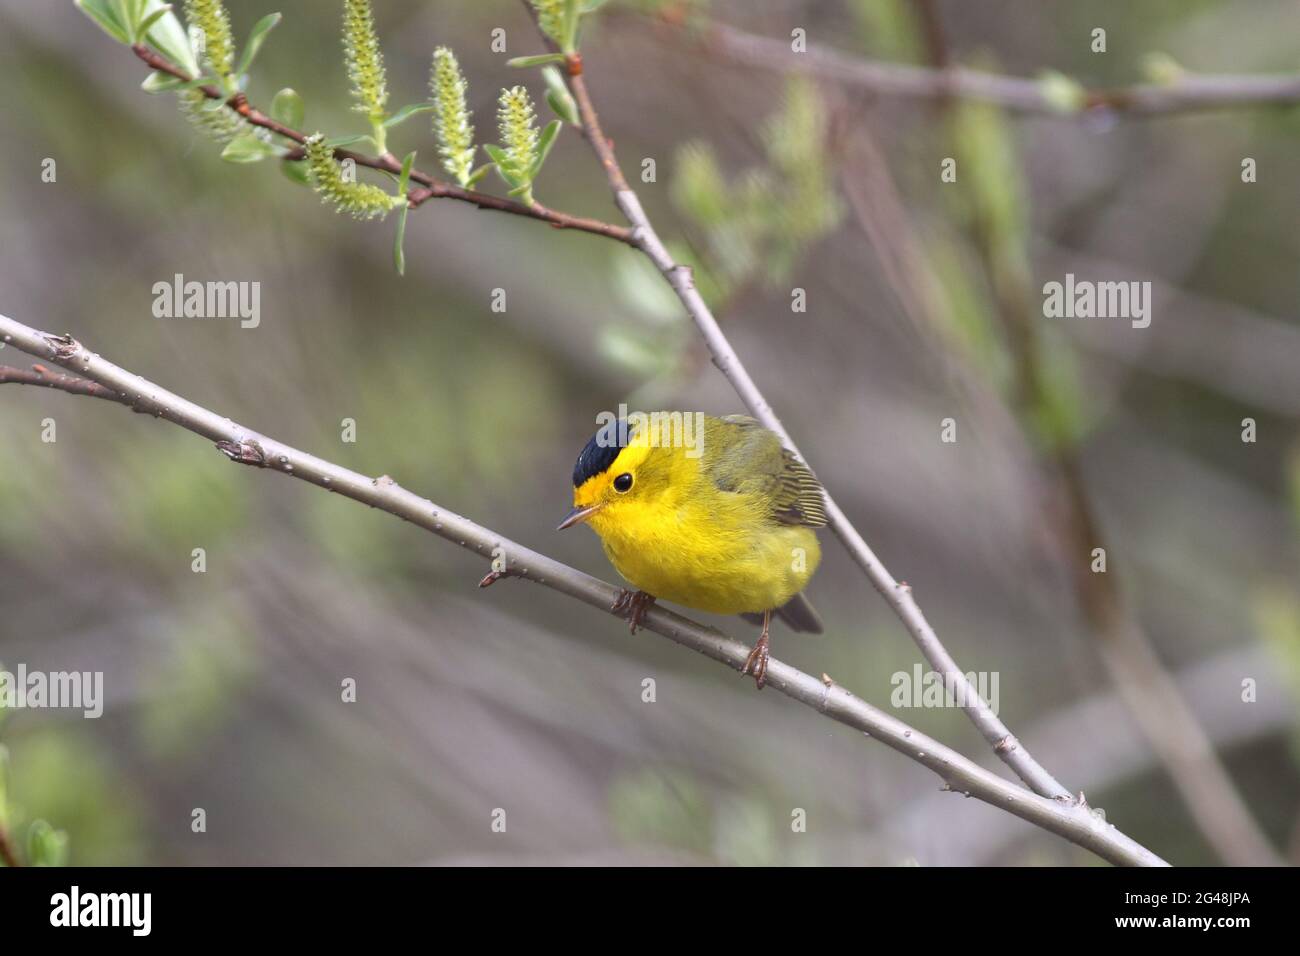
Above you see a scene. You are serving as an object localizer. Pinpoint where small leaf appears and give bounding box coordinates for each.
[542,66,579,124]
[221,133,276,163]
[270,87,304,129]
[382,102,436,129]
[397,150,416,194]
[25,820,70,868]
[465,163,492,188]
[75,0,132,44]
[0,745,9,829]
[1037,70,1085,114]
[322,133,373,149]
[530,118,561,178]
[235,12,282,78]
[561,0,581,52]
[582,0,613,10]
[393,204,409,275]
[141,71,203,93]
[201,93,229,112]
[280,158,311,186]
[136,3,173,40]
[507,53,567,69]
[483,143,520,187]
[1142,51,1184,86]
[142,0,200,76]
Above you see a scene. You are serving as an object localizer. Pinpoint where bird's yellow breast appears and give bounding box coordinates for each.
[587,458,821,615]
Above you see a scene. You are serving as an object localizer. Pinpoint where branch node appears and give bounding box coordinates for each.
[478,568,514,588]
[215,438,267,467]
[44,332,80,361]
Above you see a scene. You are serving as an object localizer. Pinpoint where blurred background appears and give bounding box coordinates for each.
[0,0,1297,866]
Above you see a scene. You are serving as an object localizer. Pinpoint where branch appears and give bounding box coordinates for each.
[694,20,1300,116]
[129,45,635,245]
[0,311,1166,867]
[555,48,1072,802]
[1056,455,1282,865]
[836,124,1280,865]
[0,363,131,405]
[0,822,20,868]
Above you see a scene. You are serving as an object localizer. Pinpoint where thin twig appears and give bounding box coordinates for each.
[0,363,131,405]
[0,822,20,868]
[555,44,1072,801]
[129,45,635,245]
[951,140,1282,864]
[692,20,1300,117]
[836,118,1280,865]
[0,312,1166,866]
[1056,455,1282,865]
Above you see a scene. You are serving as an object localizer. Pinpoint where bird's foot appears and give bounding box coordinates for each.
[611,589,656,634]
[742,633,771,690]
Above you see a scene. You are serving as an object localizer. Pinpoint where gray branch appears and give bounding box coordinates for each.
[702,21,1300,116]
[0,312,1166,867]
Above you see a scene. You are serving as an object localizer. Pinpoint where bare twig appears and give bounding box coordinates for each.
[694,20,1300,117]
[0,363,130,405]
[0,311,1166,867]
[555,46,1072,801]
[129,45,635,245]
[947,137,1282,864]
[0,822,20,868]
[1055,456,1282,865]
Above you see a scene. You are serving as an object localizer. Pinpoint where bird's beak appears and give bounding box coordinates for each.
[557,503,603,530]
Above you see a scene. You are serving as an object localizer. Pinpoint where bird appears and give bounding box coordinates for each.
[558,412,826,688]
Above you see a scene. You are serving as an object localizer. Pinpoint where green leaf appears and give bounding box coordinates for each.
[1037,70,1085,114]
[542,66,579,124]
[142,0,200,76]
[322,132,374,149]
[235,12,282,79]
[561,0,581,52]
[75,0,132,44]
[136,3,173,40]
[26,819,70,868]
[201,93,229,112]
[280,158,311,186]
[530,119,561,177]
[397,150,417,195]
[270,87,304,130]
[393,204,409,276]
[382,102,436,129]
[582,0,613,10]
[391,151,416,275]
[483,143,520,187]
[141,71,203,93]
[221,133,276,163]
[465,163,492,188]
[507,53,567,69]
[0,745,9,830]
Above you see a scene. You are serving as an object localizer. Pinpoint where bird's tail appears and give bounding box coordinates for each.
[740,592,824,634]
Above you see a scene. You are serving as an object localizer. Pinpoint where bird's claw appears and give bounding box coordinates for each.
[611,589,655,634]
[742,634,771,689]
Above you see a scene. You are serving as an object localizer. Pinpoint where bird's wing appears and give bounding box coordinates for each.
[708,415,828,528]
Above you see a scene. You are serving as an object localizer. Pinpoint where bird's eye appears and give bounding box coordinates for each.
[613,472,633,493]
